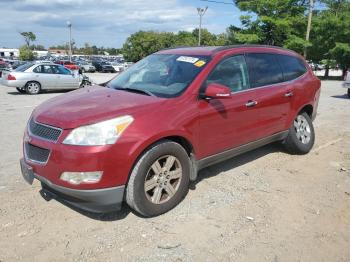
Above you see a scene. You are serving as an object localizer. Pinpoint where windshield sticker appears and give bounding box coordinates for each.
[194,60,206,67]
[176,56,199,64]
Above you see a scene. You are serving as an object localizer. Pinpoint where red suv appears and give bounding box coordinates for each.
[20,46,321,217]
[55,60,79,71]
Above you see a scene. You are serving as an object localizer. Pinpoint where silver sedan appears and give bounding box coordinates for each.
[1,62,91,94]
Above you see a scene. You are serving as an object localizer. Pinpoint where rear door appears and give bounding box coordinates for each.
[245,53,291,138]
[198,55,261,158]
[32,65,57,89]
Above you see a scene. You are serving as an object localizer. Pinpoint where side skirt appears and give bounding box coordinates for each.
[196,131,289,172]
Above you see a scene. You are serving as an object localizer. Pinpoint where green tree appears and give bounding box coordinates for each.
[308,0,350,77]
[330,43,350,77]
[232,0,308,49]
[19,45,34,61]
[20,32,36,48]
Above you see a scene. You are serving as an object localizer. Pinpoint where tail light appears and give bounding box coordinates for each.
[7,74,16,80]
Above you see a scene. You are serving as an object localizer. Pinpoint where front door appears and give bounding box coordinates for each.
[198,55,260,159]
[53,65,79,89]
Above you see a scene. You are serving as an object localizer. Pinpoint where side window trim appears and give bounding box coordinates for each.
[201,54,251,95]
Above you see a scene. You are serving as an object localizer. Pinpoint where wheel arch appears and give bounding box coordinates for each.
[126,134,198,186]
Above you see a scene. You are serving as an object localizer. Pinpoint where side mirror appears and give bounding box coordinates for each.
[203,83,232,99]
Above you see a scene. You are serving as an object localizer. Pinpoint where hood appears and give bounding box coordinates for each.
[33,86,165,129]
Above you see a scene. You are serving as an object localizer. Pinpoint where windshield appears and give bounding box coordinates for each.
[107,54,210,98]
[15,63,34,72]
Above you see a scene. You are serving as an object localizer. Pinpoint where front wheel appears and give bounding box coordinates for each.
[79,80,91,88]
[126,141,190,217]
[284,112,315,154]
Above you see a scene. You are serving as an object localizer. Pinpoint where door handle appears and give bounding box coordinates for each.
[285,91,294,97]
[245,100,258,107]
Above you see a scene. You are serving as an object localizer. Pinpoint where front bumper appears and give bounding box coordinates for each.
[21,158,125,213]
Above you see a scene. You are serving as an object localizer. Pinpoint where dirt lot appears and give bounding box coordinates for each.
[0,75,349,262]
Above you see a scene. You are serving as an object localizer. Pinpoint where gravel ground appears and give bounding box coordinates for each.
[0,74,349,262]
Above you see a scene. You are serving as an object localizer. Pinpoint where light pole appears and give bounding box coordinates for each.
[304,0,314,59]
[67,21,72,62]
[197,6,208,46]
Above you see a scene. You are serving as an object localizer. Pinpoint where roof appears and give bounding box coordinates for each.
[157,45,299,57]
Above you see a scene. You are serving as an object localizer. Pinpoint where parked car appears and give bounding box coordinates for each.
[2,62,91,94]
[20,45,321,217]
[92,61,115,73]
[55,60,80,71]
[0,61,11,78]
[110,62,124,72]
[77,61,96,73]
[343,69,350,98]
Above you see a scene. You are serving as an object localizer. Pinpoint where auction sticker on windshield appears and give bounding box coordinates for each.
[176,56,199,63]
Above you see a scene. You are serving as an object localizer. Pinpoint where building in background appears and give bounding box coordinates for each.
[0,48,19,58]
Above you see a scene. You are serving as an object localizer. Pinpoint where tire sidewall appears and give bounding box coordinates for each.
[129,142,190,217]
[289,112,315,153]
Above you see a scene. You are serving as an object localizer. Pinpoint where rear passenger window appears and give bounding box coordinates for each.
[245,53,283,88]
[276,55,307,81]
[206,55,250,93]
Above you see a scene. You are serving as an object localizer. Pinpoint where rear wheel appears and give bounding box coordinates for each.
[16,87,26,94]
[126,140,190,217]
[25,81,41,95]
[284,112,315,154]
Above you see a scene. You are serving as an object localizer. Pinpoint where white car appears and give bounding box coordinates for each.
[110,62,125,73]
[1,62,91,94]
[343,70,350,98]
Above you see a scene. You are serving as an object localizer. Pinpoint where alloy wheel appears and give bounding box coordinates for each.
[144,155,182,205]
[294,115,311,144]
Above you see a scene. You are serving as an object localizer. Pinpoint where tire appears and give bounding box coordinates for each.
[126,140,190,217]
[79,80,91,88]
[284,112,315,154]
[25,81,41,95]
[347,88,350,98]
[16,87,26,94]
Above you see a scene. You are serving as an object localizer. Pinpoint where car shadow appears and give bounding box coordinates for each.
[190,142,283,189]
[331,94,349,99]
[7,90,73,95]
[39,142,284,221]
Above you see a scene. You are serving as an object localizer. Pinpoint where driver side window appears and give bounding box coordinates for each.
[206,55,250,93]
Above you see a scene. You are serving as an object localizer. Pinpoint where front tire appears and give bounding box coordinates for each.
[126,140,190,217]
[284,112,315,154]
[25,81,41,95]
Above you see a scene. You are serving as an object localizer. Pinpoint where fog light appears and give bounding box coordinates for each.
[60,171,103,185]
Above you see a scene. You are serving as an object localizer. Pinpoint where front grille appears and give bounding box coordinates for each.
[25,143,50,164]
[29,118,62,142]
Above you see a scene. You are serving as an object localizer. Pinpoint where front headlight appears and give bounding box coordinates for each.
[63,115,134,146]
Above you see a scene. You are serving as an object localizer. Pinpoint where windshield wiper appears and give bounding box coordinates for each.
[115,87,155,97]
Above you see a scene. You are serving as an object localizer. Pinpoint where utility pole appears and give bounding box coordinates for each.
[67,21,72,62]
[304,0,314,59]
[197,6,208,46]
